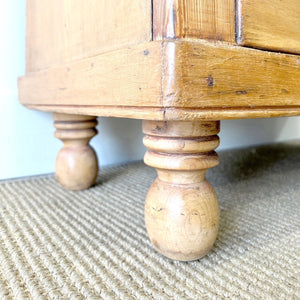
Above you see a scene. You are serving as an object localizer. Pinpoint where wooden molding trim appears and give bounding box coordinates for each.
[19,40,300,117]
[24,105,300,121]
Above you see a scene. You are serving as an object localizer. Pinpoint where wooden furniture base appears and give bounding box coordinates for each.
[18,0,300,261]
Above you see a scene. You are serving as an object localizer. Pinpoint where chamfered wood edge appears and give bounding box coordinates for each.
[23,104,300,121]
[19,39,300,111]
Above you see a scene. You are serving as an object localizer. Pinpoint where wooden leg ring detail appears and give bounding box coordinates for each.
[53,113,99,191]
[143,120,220,261]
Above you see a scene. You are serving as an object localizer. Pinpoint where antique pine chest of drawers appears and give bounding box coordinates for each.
[18,0,300,261]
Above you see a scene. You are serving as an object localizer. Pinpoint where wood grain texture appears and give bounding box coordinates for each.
[162,40,300,108]
[237,0,300,54]
[26,0,151,72]
[53,113,98,190]
[20,42,162,107]
[143,120,220,261]
[19,40,300,115]
[153,0,235,42]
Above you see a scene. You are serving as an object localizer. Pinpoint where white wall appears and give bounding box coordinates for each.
[0,1,299,180]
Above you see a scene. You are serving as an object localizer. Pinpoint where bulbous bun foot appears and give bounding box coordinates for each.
[143,120,220,261]
[55,145,98,190]
[53,113,99,191]
[145,178,219,261]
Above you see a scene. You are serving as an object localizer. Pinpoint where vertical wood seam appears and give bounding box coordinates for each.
[160,41,165,107]
[151,0,154,40]
[235,0,244,44]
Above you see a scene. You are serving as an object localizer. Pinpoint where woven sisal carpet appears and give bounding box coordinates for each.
[0,141,299,299]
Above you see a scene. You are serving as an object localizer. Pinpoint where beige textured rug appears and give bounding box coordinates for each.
[0,141,299,299]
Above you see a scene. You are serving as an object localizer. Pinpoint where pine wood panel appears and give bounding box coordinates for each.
[153,0,235,42]
[20,42,162,107]
[162,41,300,107]
[237,0,300,54]
[26,0,152,72]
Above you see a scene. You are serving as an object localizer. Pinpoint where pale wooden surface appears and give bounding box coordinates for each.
[143,120,220,261]
[162,41,300,108]
[153,0,235,42]
[20,42,162,107]
[237,0,300,54]
[53,113,98,190]
[26,0,151,72]
[19,40,300,113]
[19,1,300,263]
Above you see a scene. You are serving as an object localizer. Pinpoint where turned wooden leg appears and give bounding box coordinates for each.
[143,120,220,261]
[53,113,99,190]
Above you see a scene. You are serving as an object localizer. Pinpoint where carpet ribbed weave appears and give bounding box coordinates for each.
[0,142,299,299]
